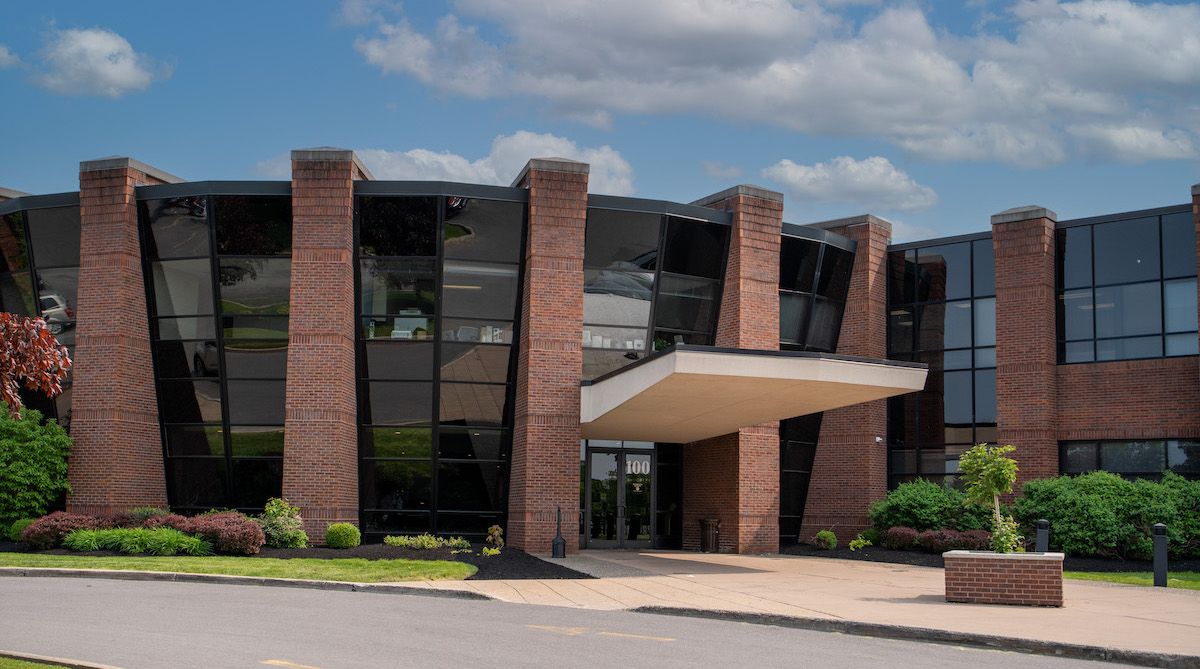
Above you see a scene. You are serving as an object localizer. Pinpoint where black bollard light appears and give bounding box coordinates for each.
[551,506,567,558]
[1035,519,1050,553]
[1153,523,1168,587]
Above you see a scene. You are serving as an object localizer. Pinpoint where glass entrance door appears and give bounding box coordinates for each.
[583,448,654,549]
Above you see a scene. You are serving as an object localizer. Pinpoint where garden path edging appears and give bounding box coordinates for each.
[0,567,492,600]
[632,606,1200,669]
[0,649,124,669]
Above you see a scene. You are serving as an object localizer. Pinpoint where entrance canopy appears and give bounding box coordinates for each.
[580,345,927,443]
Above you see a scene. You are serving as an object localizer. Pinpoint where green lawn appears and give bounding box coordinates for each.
[1066,571,1200,590]
[0,553,475,583]
[0,657,67,669]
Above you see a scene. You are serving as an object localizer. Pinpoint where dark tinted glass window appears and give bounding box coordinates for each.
[1164,279,1197,333]
[225,380,286,424]
[143,197,210,260]
[223,342,287,379]
[231,459,283,508]
[360,427,433,459]
[1168,440,1200,475]
[1058,289,1093,341]
[228,427,285,457]
[359,258,436,316]
[1062,443,1098,474]
[0,212,28,273]
[888,306,914,354]
[35,267,78,337]
[888,250,914,304]
[583,349,636,379]
[780,237,819,293]
[152,259,214,316]
[165,425,224,457]
[363,341,435,380]
[780,293,811,343]
[159,380,222,423]
[1162,213,1197,279]
[214,196,291,255]
[584,209,661,271]
[438,428,505,460]
[916,244,969,301]
[807,298,842,352]
[654,275,720,332]
[223,315,288,340]
[442,261,518,320]
[156,341,216,379]
[1101,440,1165,473]
[816,246,852,300]
[918,301,972,350]
[361,382,433,426]
[584,269,653,326]
[361,460,432,510]
[972,238,994,297]
[443,197,524,263]
[437,462,505,511]
[157,317,216,340]
[974,369,996,424]
[1093,217,1158,285]
[1096,336,1162,361]
[660,217,726,279]
[168,459,228,509]
[441,342,511,384]
[942,371,973,426]
[359,196,438,257]
[218,259,290,315]
[439,383,507,426]
[26,206,80,267]
[1093,282,1161,338]
[1056,226,1091,290]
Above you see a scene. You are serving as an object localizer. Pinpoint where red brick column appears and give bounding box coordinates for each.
[992,206,1059,486]
[506,158,589,554]
[683,186,782,554]
[283,148,372,540]
[68,157,180,515]
[1194,184,1200,370]
[802,215,891,540]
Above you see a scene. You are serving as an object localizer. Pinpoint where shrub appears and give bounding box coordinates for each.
[848,535,872,552]
[62,528,212,556]
[859,527,881,545]
[990,516,1024,554]
[325,523,361,549]
[130,507,170,525]
[256,497,308,549]
[915,529,993,554]
[481,546,500,557]
[813,529,837,550]
[868,480,989,532]
[186,512,264,555]
[20,512,110,549]
[8,518,35,542]
[881,526,919,550]
[0,408,72,528]
[142,514,191,531]
[486,525,504,549]
[383,533,470,550]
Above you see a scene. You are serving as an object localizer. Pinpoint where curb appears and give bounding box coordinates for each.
[632,606,1199,669]
[0,649,123,669]
[0,567,493,601]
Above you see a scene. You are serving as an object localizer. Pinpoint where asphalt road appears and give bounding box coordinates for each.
[0,578,1128,669]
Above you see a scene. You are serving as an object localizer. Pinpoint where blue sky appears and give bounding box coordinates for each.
[1,0,1197,241]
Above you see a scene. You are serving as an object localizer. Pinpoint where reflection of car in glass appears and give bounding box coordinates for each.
[192,341,219,377]
[585,265,654,300]
[39,294,75,335]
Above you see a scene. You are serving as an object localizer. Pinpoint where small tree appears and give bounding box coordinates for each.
[0,313,71,419]
[958,443,1022,552]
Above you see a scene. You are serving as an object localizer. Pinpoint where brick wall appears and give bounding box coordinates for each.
[992,208,1060,485]
[944,551,1064,607]
[506,159,588,554]
[802,216,890,540]
[68,158,175,515]
[1057,357,1200,440]
[282,149,369,540]
[683,186,782,554]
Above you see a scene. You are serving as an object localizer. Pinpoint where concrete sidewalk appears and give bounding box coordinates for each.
[401,550,1200,658]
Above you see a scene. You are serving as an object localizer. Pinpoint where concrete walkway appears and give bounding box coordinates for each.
[400,550,1200,658]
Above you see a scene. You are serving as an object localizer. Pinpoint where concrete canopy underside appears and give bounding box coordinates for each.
[580,347,927,443]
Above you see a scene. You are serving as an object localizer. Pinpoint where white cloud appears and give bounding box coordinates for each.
[37,28,164,97]
[763,156,937,212]
[702,161,743,180]
[0,45,18,69]
[254,131,635,195]
[342,0,1200,164]
[889,218,940,244]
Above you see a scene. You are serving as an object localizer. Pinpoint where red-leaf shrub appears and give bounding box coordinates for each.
[958,530,992,551]
[916,528,994,553]
[20,512,108,549]
[142,514,191,531]
[881,526,919,550]
[0,313,72,418]
[184,512,264,555]
[96,511,138,529]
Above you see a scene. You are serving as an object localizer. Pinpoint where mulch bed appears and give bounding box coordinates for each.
[0,540,590,581]
[782,543,1200,573]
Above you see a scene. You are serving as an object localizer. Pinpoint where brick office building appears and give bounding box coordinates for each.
[0,149,1195,552]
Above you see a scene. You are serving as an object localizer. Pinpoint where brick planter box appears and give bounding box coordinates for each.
[944,550,1064,607]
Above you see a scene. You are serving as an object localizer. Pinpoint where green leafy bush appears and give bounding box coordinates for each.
[848,534,872,551]
[62,528,212,556]
[256,497,308,549]
[324,523,361,549]
[990,516,1024,554]
[8,518,35,542]
[486,525,504,549]
[383,533,470,550]
[868,479,990,532]
[0,408,72,528]
[813,529,837,550]
[859,527,881,545]
[481,546,500,557]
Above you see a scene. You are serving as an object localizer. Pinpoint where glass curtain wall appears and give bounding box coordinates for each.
[141,195,291,513]
[887,238,996,487]
[777,229,855,544]
[1061,439,1200,480]
[357,194,524,539]
[0,205,81,428]
[1057,210,1197,362]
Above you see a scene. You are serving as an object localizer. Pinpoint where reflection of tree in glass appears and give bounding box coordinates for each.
[0,212,29,273]
[214,196,291,256]
[359,197,437,257]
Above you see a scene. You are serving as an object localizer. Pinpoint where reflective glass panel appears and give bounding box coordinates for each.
[442,318,512,345]
[654,274,720,332]
[358,196,437,257]
[779,237,818,293]
[660,217,726,279]
[1062,340,1094,363]
[26,206,80,267]
[159,380,222,423]
[1162,213,1198,279]
[1062,443,1098,474]
[156,340,218,379]
[167,458,228,509]
[223,341,287,379]
[816,246,853,300]
[974,347,996,368]
[218,259,290,315]
[1101,441,1165,473]
[439,382,507,426]
[363,341,435,380]
[231,459,282,508]
[164,425,224,457]
[360,427,433,459]
[36,268,79,347]
[1094,282,1161,338]
[916,243,970,302]
[584,269,653,326]
[780,292,811,344]
[0,272,35,317]
[1168,440,1200,474]
[1166,333,1199,357]
[440,342,511,384]
[974,369,996,425]
[918,301,972,351]
[1164,278,1197,333]
[214,196,291,256]
[584,209,661,271]
[361,382,433,426]
[228,427,285,457]
[359,258,436,316]
[361,511,430,533]
[806,298,842,352]
[581,325,647,352]
[156,317,216,341]
[0,212,28,272]
[887,306,914,354]
[360,460,432,509]
[437,462,506,511]
[443,198,524,263]
[222,315,288,340]
[438,428,505,460]
[143,197,210,260]
[973,238,995,296]
[442,261,519,320]
[943,371,973,426]
[225,380,286,424]
[1058,289,1094,341]
[1056,226,1092,290]
[973,298,995,347]
[888,250,915,304]
[1097,336,1162,361]
[583,349,636,379]
[363,316,435,341]
[1093,217,1158,286]
[152,259,214,316]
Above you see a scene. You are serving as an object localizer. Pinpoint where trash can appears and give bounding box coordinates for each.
[699,519,720,553]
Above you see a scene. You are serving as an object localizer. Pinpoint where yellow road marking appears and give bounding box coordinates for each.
[262,660,325,669]
[526,624,589,636]
[597,631,676,642]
